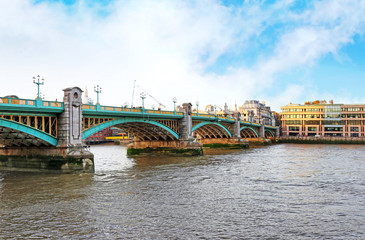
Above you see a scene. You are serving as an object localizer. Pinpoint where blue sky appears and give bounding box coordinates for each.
[1,0,365,111]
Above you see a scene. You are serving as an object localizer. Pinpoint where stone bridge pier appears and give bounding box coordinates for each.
[0,87,94,173]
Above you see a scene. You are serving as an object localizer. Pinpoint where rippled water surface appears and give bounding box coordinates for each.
[1,144,365,239]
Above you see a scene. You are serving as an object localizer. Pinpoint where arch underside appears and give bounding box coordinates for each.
[240,128,259,138]
[193,124,231,139]
[115,122,177,141]
[0,126,56,147]
[265,130,275,138]
[82,118,179,141]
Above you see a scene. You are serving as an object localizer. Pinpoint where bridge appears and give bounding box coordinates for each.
[0,87,277,172]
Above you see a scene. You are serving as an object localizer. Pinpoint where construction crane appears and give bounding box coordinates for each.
[131,80,136,108]
[131,80,166,109]
[137,84,166,109]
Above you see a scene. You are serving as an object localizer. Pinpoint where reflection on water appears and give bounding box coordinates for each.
[1,144,365,239]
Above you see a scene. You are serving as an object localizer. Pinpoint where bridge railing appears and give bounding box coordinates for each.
[82,104,184,116]
[146,109,184,115]
[219,116,236,121]
[0,97,63,108]
[192,113,215,118]
[240,121,261,127]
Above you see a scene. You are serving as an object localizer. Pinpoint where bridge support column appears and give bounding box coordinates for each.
[276,128,280,137]
[55,87,94,172]
[232,113,241,140]
[179,103,194,141]
[259,124,265,138]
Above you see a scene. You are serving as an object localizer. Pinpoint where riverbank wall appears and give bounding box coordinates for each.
[278,136,365,144]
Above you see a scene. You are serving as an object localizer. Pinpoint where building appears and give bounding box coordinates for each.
[205,104,214,114]
[239,100,275,125]
[82,86,94,105]
[272,111,281,129]
[85,127,113,144]
[280,100,365,137]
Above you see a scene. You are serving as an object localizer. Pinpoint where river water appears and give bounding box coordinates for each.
[1,144,364,239]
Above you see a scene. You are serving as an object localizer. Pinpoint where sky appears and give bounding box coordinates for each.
[1,0,365,112]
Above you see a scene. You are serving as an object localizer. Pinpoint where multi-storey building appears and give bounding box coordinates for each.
[85,127,113,144]
[239,100,275,125]
[280,101,365,137]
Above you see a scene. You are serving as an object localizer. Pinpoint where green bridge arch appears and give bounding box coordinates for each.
[240,126,259,138]
[82,118,180,140]
[192,122,232,138]
[265,129,275,137]
[0,118,58,146]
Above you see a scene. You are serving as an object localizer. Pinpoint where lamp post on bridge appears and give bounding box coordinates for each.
[196,101,199,116]
[140,92,146,113]
[214,104,217,117]
[94,85,102,105]
[38,92,45,100]
[173,97,177,114]
[33,75,44,100]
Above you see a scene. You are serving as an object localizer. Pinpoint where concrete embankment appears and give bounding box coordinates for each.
[200,138,249,149]
[247,138,272,146]
[278,136,365,144]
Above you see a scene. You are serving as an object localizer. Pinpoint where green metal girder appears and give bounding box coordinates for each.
[82,109,183,120]
[0,112,57,117]
[241,121,261,127]
[192,122,232,137]
[0,118,58,146]
[82,118,180,140]
[0,103,63,114]
[240,126,259,138]
[192,116,236,123]
[264,125,277,130]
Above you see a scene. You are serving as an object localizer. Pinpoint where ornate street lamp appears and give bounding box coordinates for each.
[33,75,44,99]
[94,85,102,104]
[173,97,177,113]
[214,104,217,116]
[196,101,199,116]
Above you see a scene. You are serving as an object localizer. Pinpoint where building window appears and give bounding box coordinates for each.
[351,127,359,132]
[348,108,361,112]
[324,127,343,132]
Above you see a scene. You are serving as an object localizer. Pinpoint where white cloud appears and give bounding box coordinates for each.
[0,0,364,111]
